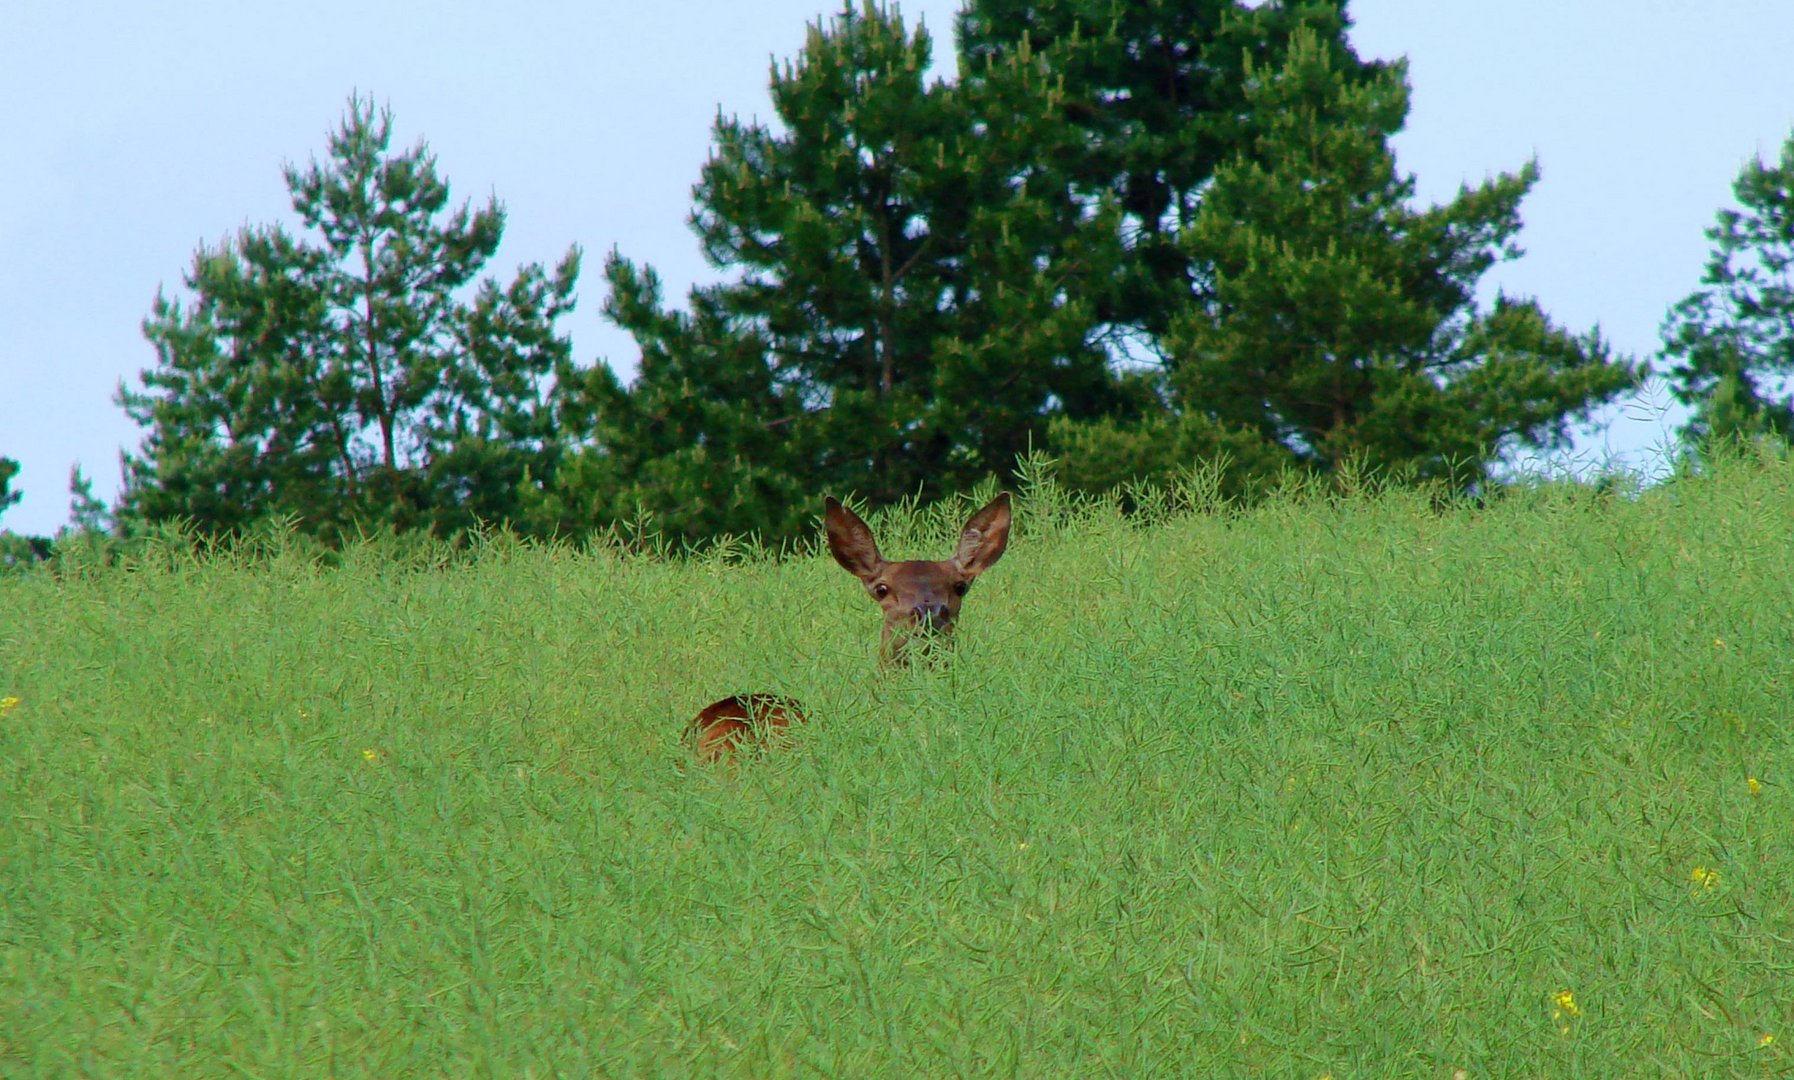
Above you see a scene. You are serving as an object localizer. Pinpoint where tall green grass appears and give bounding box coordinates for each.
[2,460,1789,1076]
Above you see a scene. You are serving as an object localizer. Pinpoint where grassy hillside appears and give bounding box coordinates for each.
[2,462,1790,1076]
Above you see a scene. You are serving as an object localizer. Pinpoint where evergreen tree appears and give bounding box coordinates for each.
[1045,402,1294,499]
[66,466,112,537]
[958,0,1390,347]
[539,256,812,542]
[1164,31,1635,482]
[1662,128,1794,446]
[0,457,18,523]
[118,96,579,539]
[556,0,1635,531]
[0,458,55,569]
[993,10,1636,488]
[558,3,1124,540]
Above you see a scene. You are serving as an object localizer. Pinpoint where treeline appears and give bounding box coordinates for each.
[5,0,1794,556]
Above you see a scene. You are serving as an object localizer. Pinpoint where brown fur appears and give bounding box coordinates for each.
[689,693,807,763]
[824,491,1012,663]
[689,492,1012,762]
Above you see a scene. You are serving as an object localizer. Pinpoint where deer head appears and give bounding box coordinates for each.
[824,492,1012,662]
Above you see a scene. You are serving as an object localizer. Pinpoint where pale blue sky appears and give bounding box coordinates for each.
[3,1,1792,535]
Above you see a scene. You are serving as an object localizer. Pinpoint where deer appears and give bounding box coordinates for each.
[689,491,1013,762]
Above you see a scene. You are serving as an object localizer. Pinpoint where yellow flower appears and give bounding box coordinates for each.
[1714,638,1726,649]
[0,695,18,716]
[362,748,380,763]
[1552,990,1580,1020]
[1690,866,1719,891]
[1760,1033,1775,1047]
[1748,777,1762,796]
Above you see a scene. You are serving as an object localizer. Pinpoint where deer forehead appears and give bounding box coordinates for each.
[876,560,965,595]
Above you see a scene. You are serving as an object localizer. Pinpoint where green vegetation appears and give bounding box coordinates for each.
[1662,128,1794,447]
[112,2,1639,547]
[3,458,1788,1075]
[0,457,18,522]
[119,95,580,540]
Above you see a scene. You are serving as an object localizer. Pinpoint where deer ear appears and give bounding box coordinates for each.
[824,496,883,582]
[953,492,1011,578]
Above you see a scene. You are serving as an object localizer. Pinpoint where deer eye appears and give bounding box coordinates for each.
[873,583,890,600]
[953,580,969,597]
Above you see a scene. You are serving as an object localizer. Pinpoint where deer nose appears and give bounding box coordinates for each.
[913,602,951,628]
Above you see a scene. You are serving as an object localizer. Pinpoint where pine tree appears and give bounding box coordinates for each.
[559,2,1124,540]
[0,457,19,523]
[1662,128,1794,447]
[541,255,812,542]
[0,457,55,569]
[65,466,111,536]
[565,0,1635,529]
[118,96,579,539]
[958,0,1390,347]
[1165,31,1635,482]
[976,6,1637,489]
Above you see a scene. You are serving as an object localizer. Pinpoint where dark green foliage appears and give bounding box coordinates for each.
[0,458,51,570]
[1662,128,1794,446]
[537,256,813,543]
[0,456,18,522]
[1045,381,1294,500]
[958,0,1386,342]
[117,96,580,541]
[65,466,111,537]
[568,3,1126,540]
[109,5,1647,545]
[1166,30,1637,484]
[966,3,1636,493]
[585,0,1633,525]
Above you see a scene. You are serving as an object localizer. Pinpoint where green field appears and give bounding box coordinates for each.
[2,462,1790,1076]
